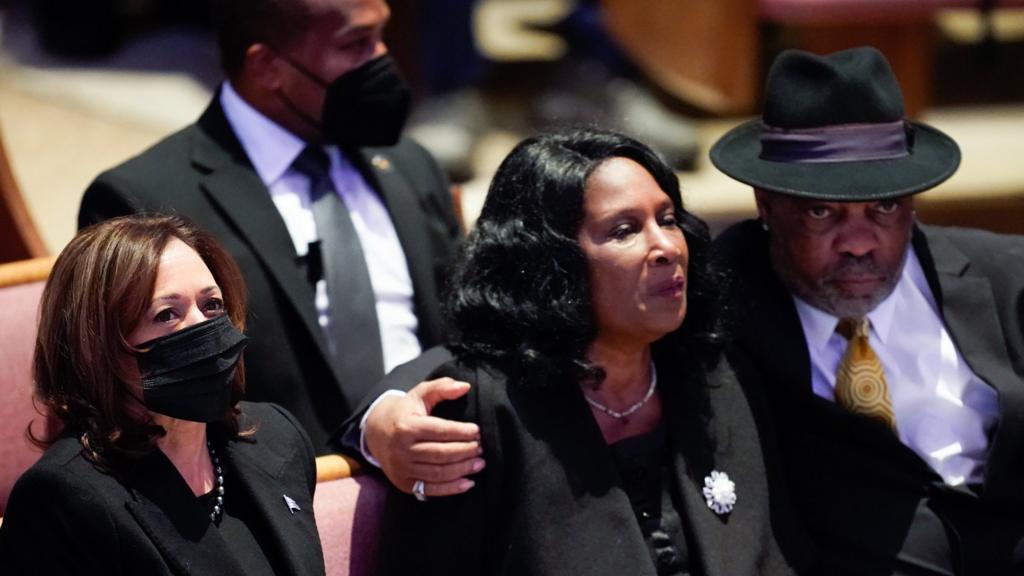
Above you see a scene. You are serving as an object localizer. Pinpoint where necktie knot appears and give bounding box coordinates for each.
[836,317,869,341]
[292,146,332,182]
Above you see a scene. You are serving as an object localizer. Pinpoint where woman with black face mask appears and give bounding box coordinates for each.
[0,215,326,576]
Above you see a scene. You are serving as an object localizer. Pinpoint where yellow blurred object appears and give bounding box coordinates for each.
[315,453,363,483]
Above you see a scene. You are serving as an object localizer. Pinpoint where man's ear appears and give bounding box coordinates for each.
[244,43,283,91]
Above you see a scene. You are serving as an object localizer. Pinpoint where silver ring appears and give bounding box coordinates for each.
[412,479,427,502]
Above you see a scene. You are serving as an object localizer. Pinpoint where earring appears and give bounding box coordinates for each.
[761,221,769,232]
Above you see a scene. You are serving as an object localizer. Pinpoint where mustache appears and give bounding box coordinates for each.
[824,255,885,279]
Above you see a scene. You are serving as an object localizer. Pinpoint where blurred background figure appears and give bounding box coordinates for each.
[396,0,701,181]
[26,0,703,183]
[3,1,1024,255]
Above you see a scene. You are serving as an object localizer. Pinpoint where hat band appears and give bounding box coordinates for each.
[760,120,909,163]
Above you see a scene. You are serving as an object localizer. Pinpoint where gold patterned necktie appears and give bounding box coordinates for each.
[834,317,898,432]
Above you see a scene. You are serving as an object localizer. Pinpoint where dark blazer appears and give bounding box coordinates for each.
[0,402,324,576]
[78,97,461,452]
[715,220,1024,575]
[375,347,803,576]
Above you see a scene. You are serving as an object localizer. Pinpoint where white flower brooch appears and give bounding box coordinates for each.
[702,470,737,515]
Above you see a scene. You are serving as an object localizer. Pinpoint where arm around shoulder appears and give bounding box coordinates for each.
[375,360,493,576]
[331,346,459,457]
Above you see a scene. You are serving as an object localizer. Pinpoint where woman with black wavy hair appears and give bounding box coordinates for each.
[376,128,803,576]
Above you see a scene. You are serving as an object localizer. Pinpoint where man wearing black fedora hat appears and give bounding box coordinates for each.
[712,46,1024,575]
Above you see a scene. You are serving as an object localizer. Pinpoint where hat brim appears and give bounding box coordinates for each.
[709,120,961,201]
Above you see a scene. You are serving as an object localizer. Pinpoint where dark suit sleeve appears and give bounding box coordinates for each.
[376,361,489,576]
[329,346,457,457]
[78,171,149,229]
[396,137,461,240]
[0,464,121,575]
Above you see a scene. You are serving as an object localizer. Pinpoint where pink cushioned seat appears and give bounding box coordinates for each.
[313,473,388,576]
[0,277,47,516]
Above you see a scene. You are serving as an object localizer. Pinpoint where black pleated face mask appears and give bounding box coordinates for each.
[135,314,248,423]
[275,51,412,147]
[320,53,411,147]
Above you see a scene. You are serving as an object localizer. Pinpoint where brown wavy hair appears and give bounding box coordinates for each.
[32,215,248,468]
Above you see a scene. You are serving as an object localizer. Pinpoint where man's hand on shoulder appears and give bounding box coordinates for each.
[364,377,485,498]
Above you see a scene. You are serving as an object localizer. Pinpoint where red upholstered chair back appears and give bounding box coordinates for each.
[313,471,388,576]
[0,257,56,516]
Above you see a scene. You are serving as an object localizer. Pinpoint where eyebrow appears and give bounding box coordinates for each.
[589,201,676,222]
[152,286,220,303]
[337,11,389,38]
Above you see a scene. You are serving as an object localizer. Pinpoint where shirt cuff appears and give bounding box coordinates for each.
[359,389,407,468]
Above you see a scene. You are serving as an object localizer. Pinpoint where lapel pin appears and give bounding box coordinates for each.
[702,470,737,516]
[371,154,392,172]
[283,494,301,514]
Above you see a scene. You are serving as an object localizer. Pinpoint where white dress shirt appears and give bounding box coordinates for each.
[219,81,421,373]
[793,248,1000,486]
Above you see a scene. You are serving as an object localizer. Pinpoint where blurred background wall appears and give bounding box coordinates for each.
[2,0,1024,260]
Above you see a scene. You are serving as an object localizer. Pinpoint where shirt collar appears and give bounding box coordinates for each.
[792,245,917,350]
[219,81,307,186]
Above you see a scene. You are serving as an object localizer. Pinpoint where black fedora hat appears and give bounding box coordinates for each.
[710,46,960,201]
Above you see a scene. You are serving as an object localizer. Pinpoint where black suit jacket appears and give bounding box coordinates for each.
[78,98,461,452]
[716,220,1024,575]
[375,347,804,576]
[0,402,324,576]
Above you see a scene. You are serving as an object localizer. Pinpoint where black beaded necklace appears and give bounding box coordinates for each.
[207,440,225,523]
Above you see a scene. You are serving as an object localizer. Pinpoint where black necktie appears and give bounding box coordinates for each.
[292,146,384,404]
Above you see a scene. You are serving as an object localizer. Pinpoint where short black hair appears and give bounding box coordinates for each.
[213,0,314,77]
[445,127,726,388]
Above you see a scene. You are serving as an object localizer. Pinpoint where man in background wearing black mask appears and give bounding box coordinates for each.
[78,0,463,454]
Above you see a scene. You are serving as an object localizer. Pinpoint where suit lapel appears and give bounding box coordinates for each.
[124,450,247,576]
[220,433,322,576]
[734,223,812,401]
[916,227,1024,501]
[352,147,445,344]
[190,101,337,382]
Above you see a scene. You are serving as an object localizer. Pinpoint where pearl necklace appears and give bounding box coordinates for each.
[207,440,225,523]
[583,363,658,421]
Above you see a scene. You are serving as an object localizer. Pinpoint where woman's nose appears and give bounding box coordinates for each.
[181,305,208,329]
[649,227,683,265]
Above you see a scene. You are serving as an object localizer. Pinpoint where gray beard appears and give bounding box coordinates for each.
[772,250,907,319]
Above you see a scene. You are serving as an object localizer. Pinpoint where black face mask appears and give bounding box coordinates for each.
[277,53,411,147]
[135,314,248,423]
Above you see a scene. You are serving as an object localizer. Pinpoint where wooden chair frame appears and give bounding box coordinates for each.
[0,133,47,263]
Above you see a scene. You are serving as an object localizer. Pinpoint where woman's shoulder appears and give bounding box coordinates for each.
[236,401,311,451]
[423,354,514,425]
[227,402,318,490]
[238,400,296,428]
[6,436,119,517]
[1,439,124,572]
[18,435,105,483]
